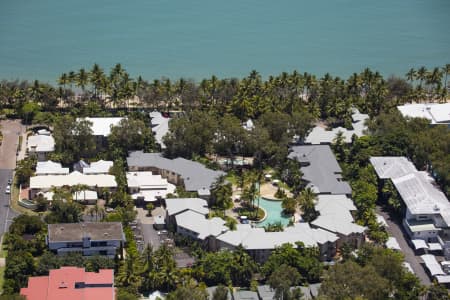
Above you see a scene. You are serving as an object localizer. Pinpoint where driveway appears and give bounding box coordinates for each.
[377,206,431,286]
[136,207,161,250]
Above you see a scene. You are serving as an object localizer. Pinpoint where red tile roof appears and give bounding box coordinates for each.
[20,267,114,300]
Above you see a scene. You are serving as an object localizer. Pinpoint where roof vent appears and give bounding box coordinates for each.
[59,281,68,289]
[104,232,109,236]
[434,205,440,211]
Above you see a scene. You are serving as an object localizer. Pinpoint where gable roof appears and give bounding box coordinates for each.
[83,160,113,175]
[20,267,114,300]
[36,161,69,176]
[305,109,369,144]
[165,198,209,216]
[397,103,450,124]
[288,145,351,195]
[217,222,338,251]
[175,210,228,239]
[127,151,225,192]
[30,172,117,189]
[28,134,55,152]
[392,171,450,222]
[311,195,365,235]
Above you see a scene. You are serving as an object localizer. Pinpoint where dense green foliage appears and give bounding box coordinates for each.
[319,245,425,300]
[262,243,322,283]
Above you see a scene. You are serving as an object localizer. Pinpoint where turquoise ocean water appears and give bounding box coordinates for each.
[0,0,449,83]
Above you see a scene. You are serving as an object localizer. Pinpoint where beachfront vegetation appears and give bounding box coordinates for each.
[0,63,449,298]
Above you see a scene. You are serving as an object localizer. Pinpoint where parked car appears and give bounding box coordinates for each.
[5,185,11,194]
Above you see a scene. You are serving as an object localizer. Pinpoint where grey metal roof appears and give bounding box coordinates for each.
[288,145,351,195]
[127,151,225,192]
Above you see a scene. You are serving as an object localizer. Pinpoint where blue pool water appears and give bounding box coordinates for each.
[256,197,291,228]
[0,0,449,82]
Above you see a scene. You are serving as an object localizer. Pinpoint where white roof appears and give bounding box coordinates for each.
[36,161,69,175]
[130,186,176,202]
[83,160,113,174]
[79,117,124,136]
[392,171,450,221]
[165,198,209,216]
[175,210,228,240]
[126,171,169,190]
[27,134,55,152]
[305,109,368,144]
[428,243,443,251]
[30,171,117,189]
[386,237,401,250]
[217,222,338,251]
[421,254,445,276]
[150,112,171,149]
[436,275,450,284]
[412,239,428,250]
[397,103,450,124]
[311,195,366,236]
[370,157,417,179]
[73,190,98,201]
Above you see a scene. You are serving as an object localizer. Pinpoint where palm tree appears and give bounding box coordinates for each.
[405,68,416,84]
[77,68,89,93]
[58,73,68,105]
[89,63,104,99]
[417,66,428,86]
[297,187,318,222]
[443,64,450,89]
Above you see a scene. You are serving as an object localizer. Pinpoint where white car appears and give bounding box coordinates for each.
[5,185,11,194]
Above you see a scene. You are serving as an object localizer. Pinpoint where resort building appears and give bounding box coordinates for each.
[72,190,99,204]
[288,145,351,196]
[47,222,125,257]
[77,117,123,147]
[164,197,209,226]
[81,160,113,175]
[126,171,176,203]
[78,117,124,137]
[304,109,369,144]
[127,151,225,197]
[311,195,366,248]
[175,210,228,249]
[27,130,55,161]
[216,223,339,263]
[370,156,450,260]
[35,161,69,176]
[149,111,171,149]
[397,103,450,125]
[29,171,117,199]
[257,284,320,300]
[20,267,115,300]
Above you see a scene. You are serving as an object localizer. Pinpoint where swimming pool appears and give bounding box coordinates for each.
[256,197,292,228]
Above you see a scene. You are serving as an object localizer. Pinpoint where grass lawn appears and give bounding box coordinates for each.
[10,176,38,216]
[0,265,4,292]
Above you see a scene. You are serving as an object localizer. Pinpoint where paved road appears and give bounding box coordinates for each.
[377,206,431,286]
[0,120,24,238]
